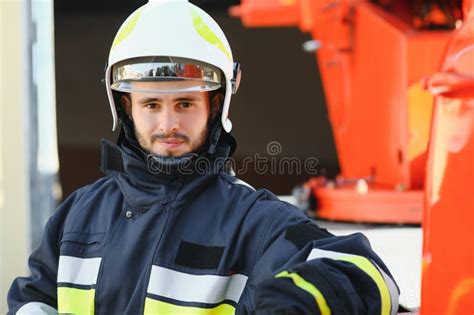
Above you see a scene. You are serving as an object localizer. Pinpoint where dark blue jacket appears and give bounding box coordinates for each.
[8,139,399,314]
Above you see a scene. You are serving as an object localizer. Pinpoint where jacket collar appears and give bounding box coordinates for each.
[100,138,232,209]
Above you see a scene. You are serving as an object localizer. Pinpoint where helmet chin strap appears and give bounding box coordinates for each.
[206,113,223,156]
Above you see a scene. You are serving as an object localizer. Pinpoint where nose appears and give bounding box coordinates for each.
[158,107,179,134]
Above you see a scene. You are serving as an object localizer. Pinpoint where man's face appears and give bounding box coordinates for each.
[122,81,218,157]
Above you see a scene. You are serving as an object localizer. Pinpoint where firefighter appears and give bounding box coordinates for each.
[8,0,399,314]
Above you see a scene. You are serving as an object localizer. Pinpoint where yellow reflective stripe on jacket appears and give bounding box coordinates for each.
[144,298,235,315]
[191,8,232,61]
[276,271,331,315]
[57,287,95,314]
[373,262,399,315]
[307,248,396,315]
[338,256,391,315]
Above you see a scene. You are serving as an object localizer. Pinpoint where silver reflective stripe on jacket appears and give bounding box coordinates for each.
[16,302,57,314]
[57,256,102,285]
[147,265,248,304]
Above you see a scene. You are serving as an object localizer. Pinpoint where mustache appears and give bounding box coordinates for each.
[150,132,189,143]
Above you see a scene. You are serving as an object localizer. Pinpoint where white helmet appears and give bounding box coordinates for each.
[105,0,241,133]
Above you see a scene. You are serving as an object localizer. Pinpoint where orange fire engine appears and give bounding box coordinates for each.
[231,0,473,313]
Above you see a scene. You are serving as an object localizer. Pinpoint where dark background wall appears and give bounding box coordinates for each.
[54,1,339,198]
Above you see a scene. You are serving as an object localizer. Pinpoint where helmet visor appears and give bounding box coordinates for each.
[111,56,223,94]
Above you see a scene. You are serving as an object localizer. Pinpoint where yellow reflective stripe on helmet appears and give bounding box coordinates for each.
[276,271,331,315]
[144,298,235,315]
[112,7,144,50]
[337,256,392,315]
[57,287,95,314]
[191,8,232,61]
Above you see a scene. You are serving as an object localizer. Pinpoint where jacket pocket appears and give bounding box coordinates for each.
[59,232,105,257]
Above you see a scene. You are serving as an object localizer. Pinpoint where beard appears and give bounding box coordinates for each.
[135,125,209,157]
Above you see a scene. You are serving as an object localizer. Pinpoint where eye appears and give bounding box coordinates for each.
[145,103,158,109]
[178,102,193,109]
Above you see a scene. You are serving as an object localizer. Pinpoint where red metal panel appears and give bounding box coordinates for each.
[422,2,474,313]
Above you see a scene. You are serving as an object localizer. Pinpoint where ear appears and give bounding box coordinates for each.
[210,92,224,119]
[121,95,132,119]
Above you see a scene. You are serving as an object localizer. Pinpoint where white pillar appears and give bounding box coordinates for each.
[0,0,31,312]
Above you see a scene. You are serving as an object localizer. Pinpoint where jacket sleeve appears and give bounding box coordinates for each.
[7,190,83,314]
[239,204,399,315]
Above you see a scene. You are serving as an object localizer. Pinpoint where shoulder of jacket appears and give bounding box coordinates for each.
[219,172,303,208]
[251,197,306,225]
[219,173,256,192]
[51,177,116,219]
[70,176,117,201]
